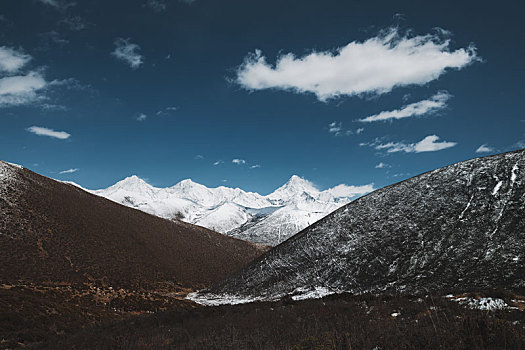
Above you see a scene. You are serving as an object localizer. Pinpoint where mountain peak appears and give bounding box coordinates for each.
[266,175,319,202]
[120,175,147,185]
[177,178,196,185]
[287,174,304,182]
[283,175,318,192]
[124,174,142,181]
[109,175,153,193]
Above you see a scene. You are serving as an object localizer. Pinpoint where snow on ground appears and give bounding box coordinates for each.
[186,292,272,306]
[291,286,335,301]
[492,181,502,195]
[0,161,22,189]
[445,295,511,310]
[187,286,338,305]
[0,162,25,220]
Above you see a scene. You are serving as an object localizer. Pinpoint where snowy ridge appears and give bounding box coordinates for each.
[92,175,374,245]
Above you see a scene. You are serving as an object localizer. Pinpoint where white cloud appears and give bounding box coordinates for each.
[0,72,48,107]
[356,128,364,134]
[250,164,261,169]
[136,113,147,121]
[112,38,144,69]
[326,183,375,198]
[232,159,246,165]
[476,144,494,153]
[374,135,457,153]
[0,47,31,73]
[0,46,71,108]
[59,168,78,174]
[360,91,451,122]
[375,162,390,169]
[236,28,478,101]
[195,154,204,159]
[27,126,70,139]
[213,160,223,166]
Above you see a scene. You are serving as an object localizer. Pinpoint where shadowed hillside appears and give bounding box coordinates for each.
[0,161,266,289]
[0,161,267,348]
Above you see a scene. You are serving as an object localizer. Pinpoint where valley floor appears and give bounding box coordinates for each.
[0,282,194,349]
[5,289,523,350]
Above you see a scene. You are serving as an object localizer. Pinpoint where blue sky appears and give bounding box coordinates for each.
[0,0,524,194]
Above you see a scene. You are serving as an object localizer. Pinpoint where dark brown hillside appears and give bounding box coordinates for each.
[0,160,266,290]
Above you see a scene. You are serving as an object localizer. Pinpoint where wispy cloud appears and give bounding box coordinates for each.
[59,16,88,31]
[37,0,75,10]
[476,144,494,153]
[39,31,70,48]
[250,164,261,169]
[112,38,144,69]
[136,113,147,121]
[213,160,223,166]
[0,47,31,73]
[232,159,246,165]
[145,0,167,12]
[325,183,375,198]
[359,91,451,122]
[328,121,343,135]
[236,28,478,101]
[195,154,204,159]
[371,135,457,153]
[375,162,390,169]
[327,121,361,136]
[27,126,71,139]
[59,168,78,174]
[38,0,60,7]
[156,106,178,116]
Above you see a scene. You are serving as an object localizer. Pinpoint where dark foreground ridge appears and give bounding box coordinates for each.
[0,161,267,347]
[196,149,525,303]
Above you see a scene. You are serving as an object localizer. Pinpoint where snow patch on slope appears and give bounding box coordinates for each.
[446,295,511,311]
[186,291,271,306]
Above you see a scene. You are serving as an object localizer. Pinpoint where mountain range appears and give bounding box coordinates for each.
[189,149,525,305]
[91,175,374,246]
[2,151,525,348]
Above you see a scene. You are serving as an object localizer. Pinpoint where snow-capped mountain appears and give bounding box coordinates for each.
[189,149,525,305]
[92,175,374,245]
